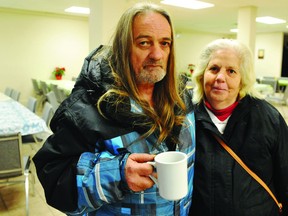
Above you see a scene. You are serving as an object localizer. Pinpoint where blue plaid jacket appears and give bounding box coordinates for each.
[73,111,195,216]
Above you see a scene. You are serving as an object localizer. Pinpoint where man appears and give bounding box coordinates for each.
[33,2,195,215]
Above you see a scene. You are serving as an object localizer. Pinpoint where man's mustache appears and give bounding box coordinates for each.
[143,60,163,67]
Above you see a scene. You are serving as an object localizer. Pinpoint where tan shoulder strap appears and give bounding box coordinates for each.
[213,134,282,213]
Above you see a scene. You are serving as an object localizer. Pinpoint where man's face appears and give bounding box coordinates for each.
[131,12,172,85]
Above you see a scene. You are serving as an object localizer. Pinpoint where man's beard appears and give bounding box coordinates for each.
[135,67,167,84]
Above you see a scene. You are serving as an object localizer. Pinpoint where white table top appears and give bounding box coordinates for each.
[0,93,12,102]
[42,79,75,95]
[0,93,48,136]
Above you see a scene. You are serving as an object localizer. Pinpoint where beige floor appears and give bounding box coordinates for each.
[0,102,287,216]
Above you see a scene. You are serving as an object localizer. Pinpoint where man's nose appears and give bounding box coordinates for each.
[149,44,164,60]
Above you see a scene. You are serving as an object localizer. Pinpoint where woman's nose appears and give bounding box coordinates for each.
[215,71,225,81]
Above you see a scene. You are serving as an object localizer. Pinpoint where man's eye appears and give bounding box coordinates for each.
[161,41,171,47]
[229,69,236,74]
[139,41,150,46]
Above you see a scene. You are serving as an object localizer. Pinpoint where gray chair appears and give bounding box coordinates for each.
[46,91,59,112]
[4,87,12,96]
[31,79,46,106]
[50,84,63,103]
[26,96,37,113]
[0,133,34,216]
[10,89,21,101]
[22,102,54,145]
[39,81,49,95]
[37,102,54,140]
[41,102,54,130]
[31,79,42,96]
[22,96,39,146]
[261,77,278,93]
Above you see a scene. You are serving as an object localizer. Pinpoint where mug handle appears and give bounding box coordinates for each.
[147,161,158,187]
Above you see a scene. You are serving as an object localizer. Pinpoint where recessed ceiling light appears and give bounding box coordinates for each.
[256,16,286,24]
[64,6,90,15]
[230,28,238,33]
[160,0,214,10]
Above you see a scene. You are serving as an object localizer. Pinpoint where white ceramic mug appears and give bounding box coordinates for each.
[147,151,188,200]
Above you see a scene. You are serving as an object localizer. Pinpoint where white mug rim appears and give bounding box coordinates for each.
[154,151,187,165]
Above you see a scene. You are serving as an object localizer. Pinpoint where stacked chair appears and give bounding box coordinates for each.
[0,133,35,216]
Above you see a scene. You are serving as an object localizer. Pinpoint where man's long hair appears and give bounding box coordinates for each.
[98,2,187,145]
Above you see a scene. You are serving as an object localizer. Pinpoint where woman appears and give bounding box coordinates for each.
[189,39,288,216]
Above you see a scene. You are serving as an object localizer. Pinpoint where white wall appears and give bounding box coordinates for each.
[255,32,284,78]
[0,8,285,105]
[0,9,89,104]
[175,31,284,81]
[175,32,234,74]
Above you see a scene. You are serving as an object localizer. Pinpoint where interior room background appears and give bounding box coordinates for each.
[0,6,284,105]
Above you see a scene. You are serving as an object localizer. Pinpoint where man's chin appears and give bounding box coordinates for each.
[136,70,166,84]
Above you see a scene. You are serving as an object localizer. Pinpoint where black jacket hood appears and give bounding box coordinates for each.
[74,45,114,98]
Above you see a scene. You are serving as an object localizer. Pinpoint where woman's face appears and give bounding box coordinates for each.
[203,48,241,109]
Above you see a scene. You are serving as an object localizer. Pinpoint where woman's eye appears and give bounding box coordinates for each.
[228,69,236,74]
[209,66,218,72]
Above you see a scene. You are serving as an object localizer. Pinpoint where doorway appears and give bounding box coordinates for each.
[281,34,288,77]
